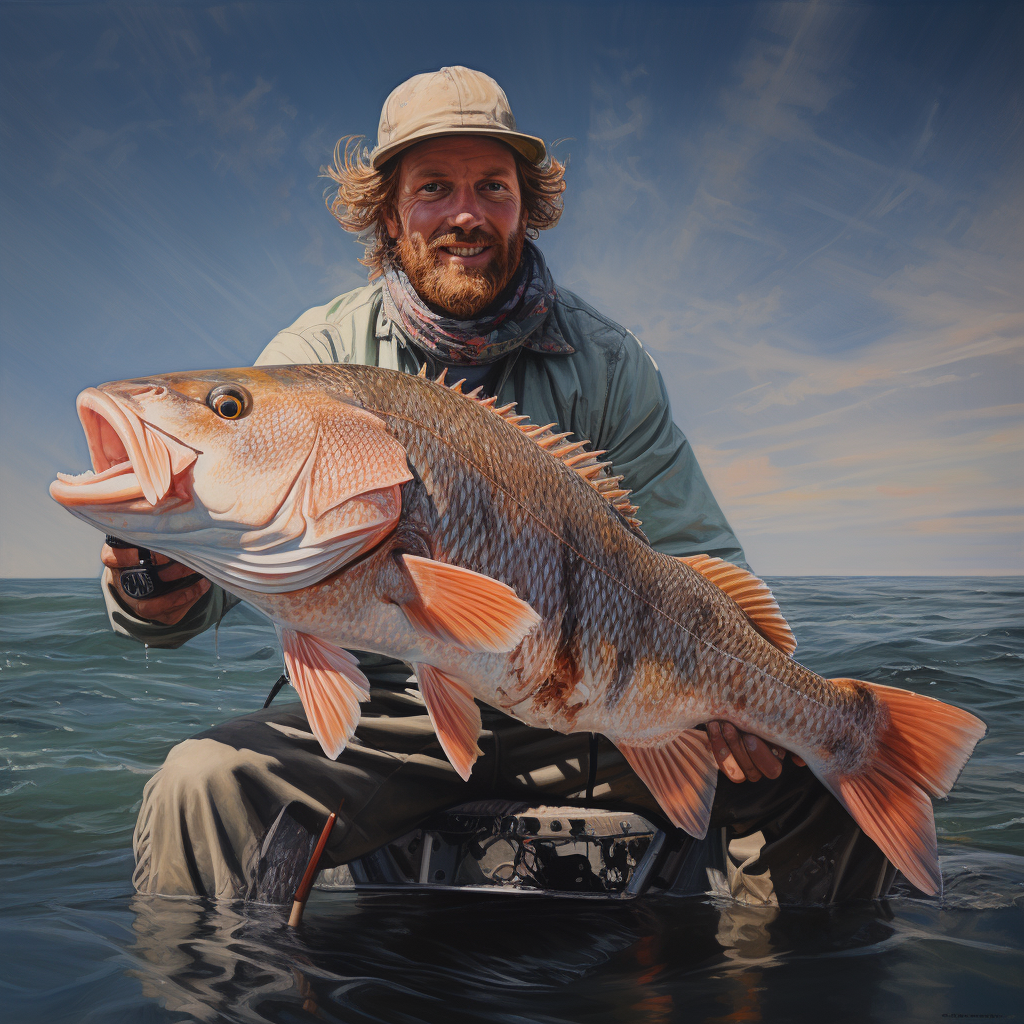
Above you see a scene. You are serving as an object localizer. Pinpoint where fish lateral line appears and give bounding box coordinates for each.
[372,403,833,712]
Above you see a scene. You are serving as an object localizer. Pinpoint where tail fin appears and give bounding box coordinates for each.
[820,679,986,895]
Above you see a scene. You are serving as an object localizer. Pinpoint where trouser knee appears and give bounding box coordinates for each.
[133,736,282,898]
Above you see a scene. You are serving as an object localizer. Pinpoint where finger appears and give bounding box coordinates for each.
[150,586,210,624]
[722,723,762,782]
[138,578,209,615]
[742,734,783,779]
[145,579,211,624]
[101,544,141,568]
[707,721,745,783]
[765,742,807,768]
[155,561,199,582]
[101,544,175,569]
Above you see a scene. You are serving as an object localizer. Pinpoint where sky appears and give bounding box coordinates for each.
[1,0,1021,577]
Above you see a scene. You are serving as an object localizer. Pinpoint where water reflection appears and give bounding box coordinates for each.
[127,891,903,1023]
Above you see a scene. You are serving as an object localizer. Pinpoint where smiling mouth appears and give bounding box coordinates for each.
[50,388,197,508]
[440,245,489,258]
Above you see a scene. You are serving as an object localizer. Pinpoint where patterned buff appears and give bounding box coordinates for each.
[381,241,574,366]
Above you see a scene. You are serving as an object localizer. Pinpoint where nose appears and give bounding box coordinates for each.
[121,384,168,406]
[447,185,485,233]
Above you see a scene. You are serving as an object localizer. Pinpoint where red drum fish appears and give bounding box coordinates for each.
[50,364,985,894]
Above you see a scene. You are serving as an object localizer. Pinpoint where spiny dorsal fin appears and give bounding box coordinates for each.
[677,554,796,655]
[428,369,646,536]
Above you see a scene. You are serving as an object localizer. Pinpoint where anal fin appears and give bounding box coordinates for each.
[616,729,719,838]
[414,663,483,781]
[277,627,370,760]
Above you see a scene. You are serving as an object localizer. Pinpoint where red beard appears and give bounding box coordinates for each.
[395,225,525,318]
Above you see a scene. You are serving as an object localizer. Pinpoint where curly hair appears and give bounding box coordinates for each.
[324,136,567,279]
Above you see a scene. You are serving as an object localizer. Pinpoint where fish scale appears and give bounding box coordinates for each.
[50,363,986,895]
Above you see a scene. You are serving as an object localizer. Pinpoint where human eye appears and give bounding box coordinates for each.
[420,181,444,194]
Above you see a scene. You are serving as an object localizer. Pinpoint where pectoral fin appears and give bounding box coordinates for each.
[616,730,719,838]
[414,663,483,781]
[277,627,370,759]
[398,554,541,653]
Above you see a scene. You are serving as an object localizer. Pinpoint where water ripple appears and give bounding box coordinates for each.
[1,577,1022,1023]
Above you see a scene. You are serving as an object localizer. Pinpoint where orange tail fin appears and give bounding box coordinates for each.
[821,679,986,895]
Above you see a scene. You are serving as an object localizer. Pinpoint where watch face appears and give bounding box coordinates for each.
[120,567,156,600]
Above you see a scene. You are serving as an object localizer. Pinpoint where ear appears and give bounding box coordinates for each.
[383,205,401,242]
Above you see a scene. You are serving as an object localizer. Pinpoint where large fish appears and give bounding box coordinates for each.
[50,364,985,895]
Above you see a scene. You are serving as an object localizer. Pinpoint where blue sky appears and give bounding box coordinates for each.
[2,1,1021,577]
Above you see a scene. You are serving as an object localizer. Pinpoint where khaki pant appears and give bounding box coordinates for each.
[133,689,895,904]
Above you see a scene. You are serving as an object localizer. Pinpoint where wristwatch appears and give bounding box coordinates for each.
[105,535,203,601]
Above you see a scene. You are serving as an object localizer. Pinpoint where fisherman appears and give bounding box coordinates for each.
[102,67,894,904]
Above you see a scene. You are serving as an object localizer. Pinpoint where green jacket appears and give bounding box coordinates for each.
[104,280,745,649]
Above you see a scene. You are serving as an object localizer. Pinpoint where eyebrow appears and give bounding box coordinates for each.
[410,166,515,180]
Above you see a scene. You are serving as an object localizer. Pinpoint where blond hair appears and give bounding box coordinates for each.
[324,136,567,278]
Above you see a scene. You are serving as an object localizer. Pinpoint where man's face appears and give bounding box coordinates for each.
[383,136,528,318]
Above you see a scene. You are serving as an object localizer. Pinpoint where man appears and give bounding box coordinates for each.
[104,68,892,904]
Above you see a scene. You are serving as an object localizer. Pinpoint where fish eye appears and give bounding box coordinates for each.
[207,385,250,420]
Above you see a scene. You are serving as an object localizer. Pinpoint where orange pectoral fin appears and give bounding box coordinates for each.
[277,627,371,760]
[398,554,541,654]
[819,678,986,896]
[617,730,719,839]
[415,663,483,781]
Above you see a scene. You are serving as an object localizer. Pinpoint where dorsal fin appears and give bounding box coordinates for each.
[428,370,646,536]
[677,554,797,655]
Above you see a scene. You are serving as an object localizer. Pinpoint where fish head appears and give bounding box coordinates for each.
[50,367,413,593]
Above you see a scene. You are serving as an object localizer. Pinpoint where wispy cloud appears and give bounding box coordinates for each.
[556,5,1023,574]
[184,74,296,189]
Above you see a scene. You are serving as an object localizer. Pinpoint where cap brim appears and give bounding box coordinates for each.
[370,126,547,169]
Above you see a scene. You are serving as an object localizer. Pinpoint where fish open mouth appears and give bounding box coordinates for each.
[49,387,197,509]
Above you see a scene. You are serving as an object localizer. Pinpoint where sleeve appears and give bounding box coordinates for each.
[255,330,334,367]
[101,567,241,650]
[592,333,748,568]
[254,287,379,367]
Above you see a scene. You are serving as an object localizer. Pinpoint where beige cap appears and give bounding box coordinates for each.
[370,66,546,169]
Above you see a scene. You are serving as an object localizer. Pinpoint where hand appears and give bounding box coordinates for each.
[706,720,806,783]
[101,542,210,626]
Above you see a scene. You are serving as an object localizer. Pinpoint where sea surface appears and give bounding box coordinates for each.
[1,576,1021,1024]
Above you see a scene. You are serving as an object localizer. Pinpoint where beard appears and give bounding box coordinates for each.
[394,224,525,319]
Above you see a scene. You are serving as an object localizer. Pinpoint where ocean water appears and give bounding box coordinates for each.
[1,576,1021,1024]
